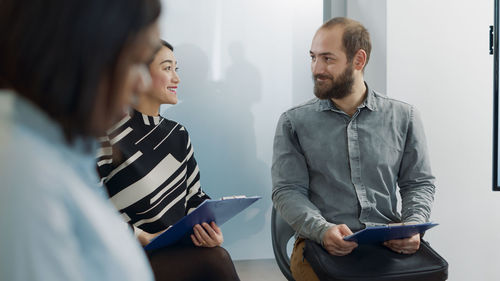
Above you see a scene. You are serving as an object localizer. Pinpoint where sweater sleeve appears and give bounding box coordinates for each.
[183,132,210,214]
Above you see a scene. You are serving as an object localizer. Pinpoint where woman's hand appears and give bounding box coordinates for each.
[137,229,167,246]
[191,221,224,247]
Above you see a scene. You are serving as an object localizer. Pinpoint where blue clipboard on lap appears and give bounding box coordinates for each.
[144,196,261,251]
[343,222,438,244]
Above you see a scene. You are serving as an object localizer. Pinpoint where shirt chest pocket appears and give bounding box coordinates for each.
[358,128,405,172]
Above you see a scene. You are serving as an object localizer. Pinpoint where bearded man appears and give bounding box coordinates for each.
[271,17,436,281]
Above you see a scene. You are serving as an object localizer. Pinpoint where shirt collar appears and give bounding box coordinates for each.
[131,108,162,126]
[0,89,65,145]
[363,83,377,111]
[0,89,97,156]
[316,82,378,112]
[317,98,336,112]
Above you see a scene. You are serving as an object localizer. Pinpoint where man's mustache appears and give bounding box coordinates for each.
[313,74,334,81]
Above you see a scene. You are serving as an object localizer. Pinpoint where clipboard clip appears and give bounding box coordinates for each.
[221,195,247,200]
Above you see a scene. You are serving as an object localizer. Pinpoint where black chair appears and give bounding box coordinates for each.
[271,207,296,281]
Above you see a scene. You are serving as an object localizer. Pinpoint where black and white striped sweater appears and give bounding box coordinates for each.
[97,109,209,234]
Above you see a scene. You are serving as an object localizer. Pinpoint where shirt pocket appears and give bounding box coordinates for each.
[359,127,404,173]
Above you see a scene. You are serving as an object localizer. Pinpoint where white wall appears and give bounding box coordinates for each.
[158,0,322,260]
[324,0,387,93]
[346,0,387,94]
[387,1,500,280]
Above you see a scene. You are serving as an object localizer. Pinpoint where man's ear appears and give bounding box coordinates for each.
[353,49,367,71]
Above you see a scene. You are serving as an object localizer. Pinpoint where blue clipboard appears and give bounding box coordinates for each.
[343,222,438,244]
[144,196,261,251]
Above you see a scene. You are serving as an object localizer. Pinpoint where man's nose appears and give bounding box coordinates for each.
[311,59,326,76]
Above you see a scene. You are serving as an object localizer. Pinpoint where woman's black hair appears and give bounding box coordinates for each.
[0,0,161,141]
[147,39,174,65]
[162,40,174,51]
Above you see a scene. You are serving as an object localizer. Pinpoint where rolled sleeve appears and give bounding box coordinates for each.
[271,112,334,244]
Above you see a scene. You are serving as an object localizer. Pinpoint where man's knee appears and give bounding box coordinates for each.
[290,238,320,281]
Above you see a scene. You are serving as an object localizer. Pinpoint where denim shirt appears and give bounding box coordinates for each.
[271,85,435,244]
[0,90,154,281]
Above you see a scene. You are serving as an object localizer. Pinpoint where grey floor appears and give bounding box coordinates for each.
[234,259,288,281]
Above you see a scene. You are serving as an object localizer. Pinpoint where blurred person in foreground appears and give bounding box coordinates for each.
[0,0,161,280]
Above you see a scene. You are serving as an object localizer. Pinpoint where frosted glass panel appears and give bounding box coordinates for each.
[158,0,322,259]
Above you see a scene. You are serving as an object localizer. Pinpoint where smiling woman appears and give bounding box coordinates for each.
[96,40,240,281]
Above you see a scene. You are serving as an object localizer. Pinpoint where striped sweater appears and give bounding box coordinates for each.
[96,109,210,234]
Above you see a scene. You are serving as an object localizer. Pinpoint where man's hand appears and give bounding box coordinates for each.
[191,221,224,247]
[383,233,420,254]
[322,224,358,256]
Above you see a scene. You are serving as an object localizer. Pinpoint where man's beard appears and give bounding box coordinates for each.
[313,64,355,100]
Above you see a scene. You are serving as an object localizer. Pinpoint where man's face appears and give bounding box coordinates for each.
[310,26,354,100]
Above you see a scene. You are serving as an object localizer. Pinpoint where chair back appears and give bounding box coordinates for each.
[271,207,296,281]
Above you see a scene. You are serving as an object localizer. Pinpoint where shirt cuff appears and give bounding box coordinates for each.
[316,221,336,246]
[403,214,427,224]
[133,226,144,237]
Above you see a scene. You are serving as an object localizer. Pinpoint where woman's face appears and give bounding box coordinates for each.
[147,46,180,105]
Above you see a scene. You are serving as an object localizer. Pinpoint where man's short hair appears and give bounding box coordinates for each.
[321,17,371,69]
